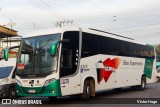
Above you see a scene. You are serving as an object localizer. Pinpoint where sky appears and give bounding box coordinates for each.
[0,0,160,45]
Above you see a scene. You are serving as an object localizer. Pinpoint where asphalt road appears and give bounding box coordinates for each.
[1,82,160,107]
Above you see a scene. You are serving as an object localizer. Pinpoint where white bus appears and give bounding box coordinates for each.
[4,28,157,100]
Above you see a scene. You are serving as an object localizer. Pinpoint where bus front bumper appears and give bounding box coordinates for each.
[16,80,62,97]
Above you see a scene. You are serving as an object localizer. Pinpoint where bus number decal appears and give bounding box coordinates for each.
[80,65,89,73]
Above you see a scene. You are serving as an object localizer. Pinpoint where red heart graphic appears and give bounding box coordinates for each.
[103,58,121,69]
[98,58,121,84]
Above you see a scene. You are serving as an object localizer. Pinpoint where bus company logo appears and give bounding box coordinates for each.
[2,99,11,104]
[96,58,121,84]
[2,99,42,104]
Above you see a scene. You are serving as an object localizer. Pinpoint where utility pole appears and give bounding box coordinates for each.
[55,20,73,28]
[10,20,12,30]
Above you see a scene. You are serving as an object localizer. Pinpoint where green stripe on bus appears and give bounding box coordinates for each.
[144,58,154,79]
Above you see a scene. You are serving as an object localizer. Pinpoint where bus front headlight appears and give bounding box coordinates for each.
[44,78,56,86]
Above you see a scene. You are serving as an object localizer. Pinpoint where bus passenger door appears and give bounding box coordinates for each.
[60,31,81,96]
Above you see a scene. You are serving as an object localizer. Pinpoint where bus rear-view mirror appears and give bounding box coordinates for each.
[4,48,9,61]
[50,42,58,57]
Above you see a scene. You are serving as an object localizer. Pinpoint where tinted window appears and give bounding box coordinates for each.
[82,32,99,57]
[147,46,155,58]
[60,31,79,77]
[81,32,155,59]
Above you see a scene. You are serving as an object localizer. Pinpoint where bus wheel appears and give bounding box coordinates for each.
[138,76,146,91]
[81,79,95,100]
[48,97,57,101]
[156,76,160,82]
[81,80,90,100]
[9,88,16,99]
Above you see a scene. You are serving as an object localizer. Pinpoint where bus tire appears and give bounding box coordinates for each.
[81,79,95,100]
[138,76,146,91]
[81,80,90,100]
[9,88,16,99]
[156,76,160,82]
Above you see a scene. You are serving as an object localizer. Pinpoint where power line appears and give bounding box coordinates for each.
[0,14,36,27]
[25,0,82,27]
[0,8,41,29]
[0,13,32,26]
[25,0,66,20]
[1,10,35,24]
[37,0,68,19]
[74,12,160,27]
[1,0,160,39]
[72,7,160,21]
[88,22,160,31]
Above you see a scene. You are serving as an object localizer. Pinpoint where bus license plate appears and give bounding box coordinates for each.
[28,90,36,93]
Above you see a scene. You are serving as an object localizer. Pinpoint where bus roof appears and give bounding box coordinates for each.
[24,27,79,38]
[24,27,147,45]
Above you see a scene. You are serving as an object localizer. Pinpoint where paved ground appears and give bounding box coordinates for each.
[1,82,160,107]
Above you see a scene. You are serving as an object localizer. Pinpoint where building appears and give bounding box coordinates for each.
[0,25,21,58]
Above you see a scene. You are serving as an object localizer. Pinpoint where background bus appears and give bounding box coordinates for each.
[4,28,157,100]
[156,55,160,82]
[156,55,160,69]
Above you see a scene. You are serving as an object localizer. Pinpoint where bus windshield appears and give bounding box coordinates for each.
[0,66,13,79]
[17,34,61,77]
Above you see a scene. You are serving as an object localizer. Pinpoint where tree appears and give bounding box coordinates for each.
[155,44,160,55]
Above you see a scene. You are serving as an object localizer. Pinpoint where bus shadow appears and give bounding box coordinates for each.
[41,86,150,104]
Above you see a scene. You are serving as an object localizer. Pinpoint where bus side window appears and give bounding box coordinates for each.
[12,68,16,79]
[148,46,155,59]
[61,49,72,68]
[82,44,89,54]
[60,31,79,77]
[143,50,149,57]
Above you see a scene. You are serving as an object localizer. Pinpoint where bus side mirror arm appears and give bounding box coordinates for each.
[58,39,69,43]
[50,39,69,57]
